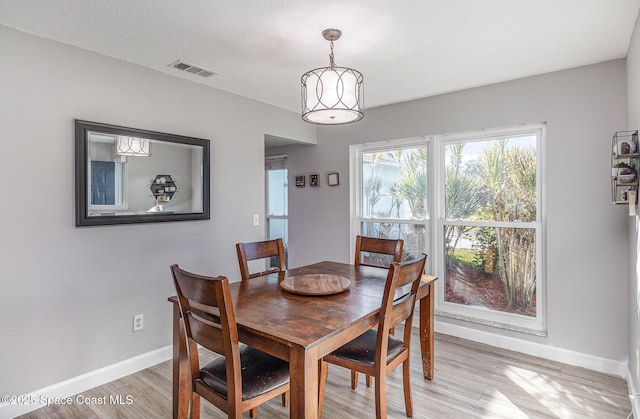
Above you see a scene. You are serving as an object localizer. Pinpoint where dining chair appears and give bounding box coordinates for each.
[235,238,291,411]
[318,254,427,419]
[354,235,404,269]
[236,238,286,281]
[170,264,290,419]
[352,235,404,389]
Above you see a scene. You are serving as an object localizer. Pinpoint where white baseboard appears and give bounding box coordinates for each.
[436,321,628,378]
[0,345,172,419]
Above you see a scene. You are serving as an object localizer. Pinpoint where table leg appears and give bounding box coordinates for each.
[419,280,435,380]
[289,345,319,418]
[172,303,190,418]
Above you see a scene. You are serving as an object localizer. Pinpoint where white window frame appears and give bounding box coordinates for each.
[435,124,546,334]
[350,123,546,334]
[265,154,288,266]
[350,137,433,273]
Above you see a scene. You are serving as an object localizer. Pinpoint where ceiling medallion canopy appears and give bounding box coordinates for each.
[301,28,364,125]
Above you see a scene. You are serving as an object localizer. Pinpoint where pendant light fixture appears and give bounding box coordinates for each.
[301,28,364,125]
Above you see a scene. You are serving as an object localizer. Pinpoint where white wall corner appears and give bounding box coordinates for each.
[628,368,640,419]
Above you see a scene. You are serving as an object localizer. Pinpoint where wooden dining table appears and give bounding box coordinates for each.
[168,261,437,418]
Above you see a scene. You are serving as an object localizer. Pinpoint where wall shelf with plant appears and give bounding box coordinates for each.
[611,130,639,205]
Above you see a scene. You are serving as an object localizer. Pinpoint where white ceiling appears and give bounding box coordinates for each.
[1,0,639,115]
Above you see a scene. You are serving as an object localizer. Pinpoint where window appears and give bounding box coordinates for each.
[351,124,545,333]
[440,125,544,332]
[91,160,118,205]
[266,155,288,266]
[87,131,128,212]
[351,141,429,264]
[88,160,127,211]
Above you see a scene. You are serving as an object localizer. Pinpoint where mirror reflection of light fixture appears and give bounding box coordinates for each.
[116,135,151,157]
[301,28,364,125]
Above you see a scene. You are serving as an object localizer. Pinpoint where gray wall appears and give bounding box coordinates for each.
[0,26,315,396]
[282,60,630,364]
[123,141,194,214]
[626,12,640,405]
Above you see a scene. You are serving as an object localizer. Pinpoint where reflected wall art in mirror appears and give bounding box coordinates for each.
[75,120,210,226]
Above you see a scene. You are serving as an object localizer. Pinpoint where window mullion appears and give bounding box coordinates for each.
[443,220,539,228]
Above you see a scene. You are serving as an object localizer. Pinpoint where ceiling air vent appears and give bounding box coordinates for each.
[168,60,217,78]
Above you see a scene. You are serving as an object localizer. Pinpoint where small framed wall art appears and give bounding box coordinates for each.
[328,172,339,186]
[295,175,305,187]
[310,174,320,187]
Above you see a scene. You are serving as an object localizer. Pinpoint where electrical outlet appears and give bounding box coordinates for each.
[133,314,144,332]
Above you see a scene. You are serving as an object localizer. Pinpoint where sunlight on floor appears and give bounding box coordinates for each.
[482,388,529,418]
[504,365,600,418]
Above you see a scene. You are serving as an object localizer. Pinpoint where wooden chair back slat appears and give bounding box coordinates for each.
[186,312,226,355]
[172,266,223,308]
[354,235,404,268]
[236,238,286,280]
[385,297,416,331]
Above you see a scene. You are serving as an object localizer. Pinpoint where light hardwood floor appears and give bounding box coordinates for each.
[16,332,632,418]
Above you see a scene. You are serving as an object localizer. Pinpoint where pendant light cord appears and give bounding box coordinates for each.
[329,39,336,69]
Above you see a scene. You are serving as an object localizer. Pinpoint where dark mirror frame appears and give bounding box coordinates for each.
[75,119,210,227]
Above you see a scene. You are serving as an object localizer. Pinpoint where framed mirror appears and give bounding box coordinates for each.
[75,119,210,226]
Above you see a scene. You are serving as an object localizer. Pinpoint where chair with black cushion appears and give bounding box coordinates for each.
[234,238,290,410]
[352,235,404,389]
[236,238,286,281]
[170,264,290,419]
[318,254,427,419]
